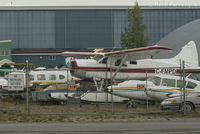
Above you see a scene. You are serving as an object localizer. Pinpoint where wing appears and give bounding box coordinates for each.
[61,52,97,57]
[104,45,172,61]
[61,48,104,57]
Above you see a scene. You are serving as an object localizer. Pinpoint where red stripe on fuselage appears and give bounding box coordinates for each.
[71,60,199,74]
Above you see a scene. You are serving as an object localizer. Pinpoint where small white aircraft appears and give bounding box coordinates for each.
[48,92,75,103]
[80,91,128,103]
[28,70,80,86]
[108,74,200,102]
[1,69,81,91]
[61,41,199,82]
[49,91,128,103]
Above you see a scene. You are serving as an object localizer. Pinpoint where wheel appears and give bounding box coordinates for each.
[181,102,194,113]
[126,100,134,108]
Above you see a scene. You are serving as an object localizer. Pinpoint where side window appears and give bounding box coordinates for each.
[115,59,127,67]
[162,78,175,87]
[37,74,46,80]
[49,55,56,61]
[186,81,197,89]
[59,75,65,80]
[29,75,34,81]
[130,61,137,64]
[177,80,183,88]
[49,74,56,80]
[149,76,161,86]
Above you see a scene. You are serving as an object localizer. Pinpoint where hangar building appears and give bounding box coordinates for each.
[0,0,200,67]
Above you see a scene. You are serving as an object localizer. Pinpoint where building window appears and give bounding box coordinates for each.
[4,51,9,56]
[0,51,3,56]
[49,55,56,60]
[0,50,9,56]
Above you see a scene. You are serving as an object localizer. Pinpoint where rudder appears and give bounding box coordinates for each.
[171,41,199,67]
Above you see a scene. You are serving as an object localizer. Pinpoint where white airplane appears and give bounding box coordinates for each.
[107,74,200,102]
[61,41,199,82]
[49,91,128,103]
[80,91,129,103]
[28,70,80,86]
[48,92,75,103]
[1,69,81,91]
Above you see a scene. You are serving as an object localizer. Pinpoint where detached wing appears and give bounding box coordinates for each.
[104,45,172,61]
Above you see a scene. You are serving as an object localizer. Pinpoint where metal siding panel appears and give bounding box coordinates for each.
[12,55,66,68]
[113,10,128,48]
[55,10,113,48]
[0,11,55,49]
[55,11,66,48]
[1,9,200,50]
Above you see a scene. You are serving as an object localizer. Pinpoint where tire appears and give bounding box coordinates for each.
[126,101,134,108]
[181,102,194,113]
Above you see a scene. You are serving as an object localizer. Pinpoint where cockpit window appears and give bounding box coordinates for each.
[148,76,161,86]
[101,57,108,64]
[115,59,121,66]
[93,54,104,61]
[186,81,197,89]
[162,78,175,87]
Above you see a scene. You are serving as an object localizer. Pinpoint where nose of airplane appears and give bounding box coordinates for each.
[106,86,112,92]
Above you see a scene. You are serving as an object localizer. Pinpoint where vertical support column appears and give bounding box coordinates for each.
[182,61,186,115]
[110,59,114,114]
[105,60,108,115]
[25,60,30,114]
[145,69,149,112]
[67,68,69,100]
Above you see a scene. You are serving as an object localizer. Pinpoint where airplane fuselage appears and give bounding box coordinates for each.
[70,58,193,81]
[109,75,200,102]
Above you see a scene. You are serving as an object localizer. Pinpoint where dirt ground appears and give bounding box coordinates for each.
[0,98,200,122]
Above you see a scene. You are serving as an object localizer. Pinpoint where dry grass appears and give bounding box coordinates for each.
[0,97,200,122]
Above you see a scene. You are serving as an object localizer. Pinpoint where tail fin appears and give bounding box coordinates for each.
[171,41,199,67]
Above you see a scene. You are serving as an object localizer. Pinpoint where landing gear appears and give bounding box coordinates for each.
[93,78,105,91]
[127,100,134,108]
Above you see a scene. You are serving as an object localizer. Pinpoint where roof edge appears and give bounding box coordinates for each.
[0,6,200,10]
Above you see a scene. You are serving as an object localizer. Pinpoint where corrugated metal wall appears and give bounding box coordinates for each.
[0,9,200,49]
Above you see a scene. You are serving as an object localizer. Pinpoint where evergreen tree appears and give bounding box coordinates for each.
[121,2,148,49]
